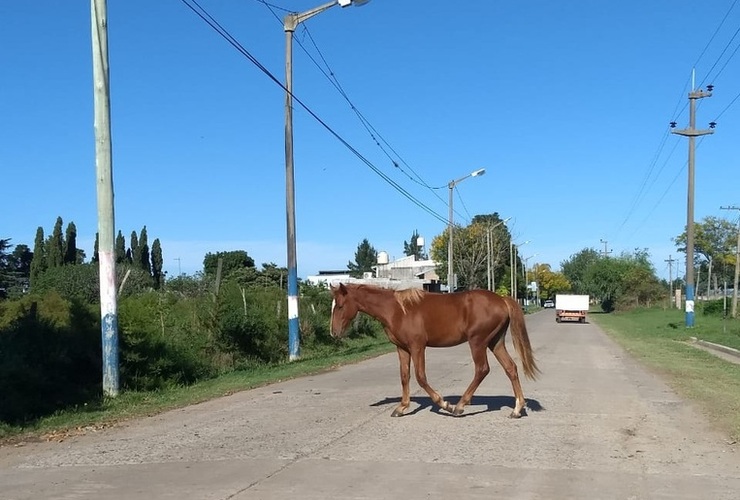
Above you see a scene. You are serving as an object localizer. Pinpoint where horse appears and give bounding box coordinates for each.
[330,283,540,418]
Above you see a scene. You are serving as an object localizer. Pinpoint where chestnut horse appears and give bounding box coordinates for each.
[330,283,540,418]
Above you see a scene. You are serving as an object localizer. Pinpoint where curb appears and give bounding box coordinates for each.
[690,337,740,359]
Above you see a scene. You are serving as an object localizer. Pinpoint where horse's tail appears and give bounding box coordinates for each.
[503,296,541,380]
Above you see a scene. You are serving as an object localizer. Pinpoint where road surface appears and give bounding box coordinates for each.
[1,309,738,499]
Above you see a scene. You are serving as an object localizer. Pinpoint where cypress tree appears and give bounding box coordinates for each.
[151,238,163,289]
[130,231,139,265]
[47,216,64,268]
[115,230,125,263]
[139,226,151,273]
[64,221,78,265]
[93,232,100,263]
[30,227,47,287]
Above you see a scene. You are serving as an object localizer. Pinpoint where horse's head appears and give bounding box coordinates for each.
[330,283,359,338]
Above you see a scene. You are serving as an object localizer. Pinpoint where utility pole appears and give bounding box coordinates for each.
[670,82,715,327]
[599,239,611,258]
[720,205,740,318]
[91,0,119,396]
[665,255,675,308]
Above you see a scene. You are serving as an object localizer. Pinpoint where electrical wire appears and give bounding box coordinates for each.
[257,0,451,208]
[180,0,450,225]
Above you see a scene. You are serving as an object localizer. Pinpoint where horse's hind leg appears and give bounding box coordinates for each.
[410,347,455,414]
[451,340,491,416]
[491,338,527,418]
[392,347,411,417]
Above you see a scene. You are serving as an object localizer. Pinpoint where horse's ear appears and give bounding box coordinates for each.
[338,283,348,295]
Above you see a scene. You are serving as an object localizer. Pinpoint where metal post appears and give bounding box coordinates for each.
[486,227,491,291]
[720,205,740,318]
[671,85,713,327]
[668,256,673,306]
[91,0,119,396]
[447,181,454,292]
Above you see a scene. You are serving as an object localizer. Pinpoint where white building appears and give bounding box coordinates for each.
[306,253,442,292]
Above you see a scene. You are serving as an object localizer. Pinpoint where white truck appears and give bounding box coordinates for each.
[555,294,590,323]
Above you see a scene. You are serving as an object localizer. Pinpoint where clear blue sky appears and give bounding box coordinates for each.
[2,1,739,281]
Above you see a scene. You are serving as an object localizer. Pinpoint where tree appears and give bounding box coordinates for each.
[63,221,78,265]
[535,263,571,300]
[93,232,100,263]
[115,231,125,263]
[561,248,601,295]
[0,238,11,293]
[403,230,426,260]
[30,227,47,287]
[674,216,737,295]
[429,213,512,290]
[11,244,33,278]
[203,250,255,278]
[47,216,64,268]
[151,238,163,289]
[139,226,151,274]
[129,230,139,266]
[347,239,377,278]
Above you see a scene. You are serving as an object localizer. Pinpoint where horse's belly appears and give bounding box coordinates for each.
[425,330,467,348]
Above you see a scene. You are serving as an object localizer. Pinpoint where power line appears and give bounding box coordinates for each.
[180,0,450,225]
[257,0,449,208]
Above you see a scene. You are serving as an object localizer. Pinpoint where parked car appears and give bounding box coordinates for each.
[543,299,555,308]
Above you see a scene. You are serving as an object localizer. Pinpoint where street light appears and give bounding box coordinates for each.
[447,168,486,291]
[522,253,537,307]
[510,239,529,300]
[284,0,370,361]
[487,216,512,291]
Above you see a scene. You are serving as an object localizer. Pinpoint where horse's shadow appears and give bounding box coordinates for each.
[370,395,545,417]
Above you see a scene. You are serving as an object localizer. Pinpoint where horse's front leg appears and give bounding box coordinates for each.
[391,347,411,417]
[410,347,454,414]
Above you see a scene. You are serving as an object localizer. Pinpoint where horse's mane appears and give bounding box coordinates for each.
[394,287,425,314]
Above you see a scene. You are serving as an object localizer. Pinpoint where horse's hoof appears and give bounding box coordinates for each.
[442,401,453,412]
[508,411,522,419]
[391,409,404,417]
[452,405,465,416]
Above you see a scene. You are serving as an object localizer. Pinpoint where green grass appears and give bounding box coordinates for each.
[0,336,396,445]
[591,308,740,441]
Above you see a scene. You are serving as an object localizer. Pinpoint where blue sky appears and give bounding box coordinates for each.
[2,1,739,281]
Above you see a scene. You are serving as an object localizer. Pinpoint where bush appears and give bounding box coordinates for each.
[32,263,154,303]
[0,293,101,424]
[118,292,215,390]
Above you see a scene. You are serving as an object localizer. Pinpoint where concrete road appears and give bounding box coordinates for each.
[1,310,739,499]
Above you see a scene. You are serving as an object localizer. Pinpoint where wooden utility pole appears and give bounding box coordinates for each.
[599,239,611,258]
[670,82,714,327]
[665,255,675,308]
[720,205,740,318]
[91,0,119,396]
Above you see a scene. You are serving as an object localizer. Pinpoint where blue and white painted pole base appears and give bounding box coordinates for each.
[685,284,695,328]
[288,266,300,361]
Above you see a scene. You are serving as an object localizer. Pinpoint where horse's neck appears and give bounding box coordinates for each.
[356,288,399,325]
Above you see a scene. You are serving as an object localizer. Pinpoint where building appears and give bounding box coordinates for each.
[306,254,442,291]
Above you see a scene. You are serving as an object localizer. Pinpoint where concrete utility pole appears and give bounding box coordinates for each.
[599,239,611,258]
[91,0,119,396]
[670,83,714,327]
[720,205,740,318]
[665,255,675,308]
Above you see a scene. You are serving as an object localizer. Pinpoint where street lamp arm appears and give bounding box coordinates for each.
[450,168,486,187]
[285,0,339,31]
